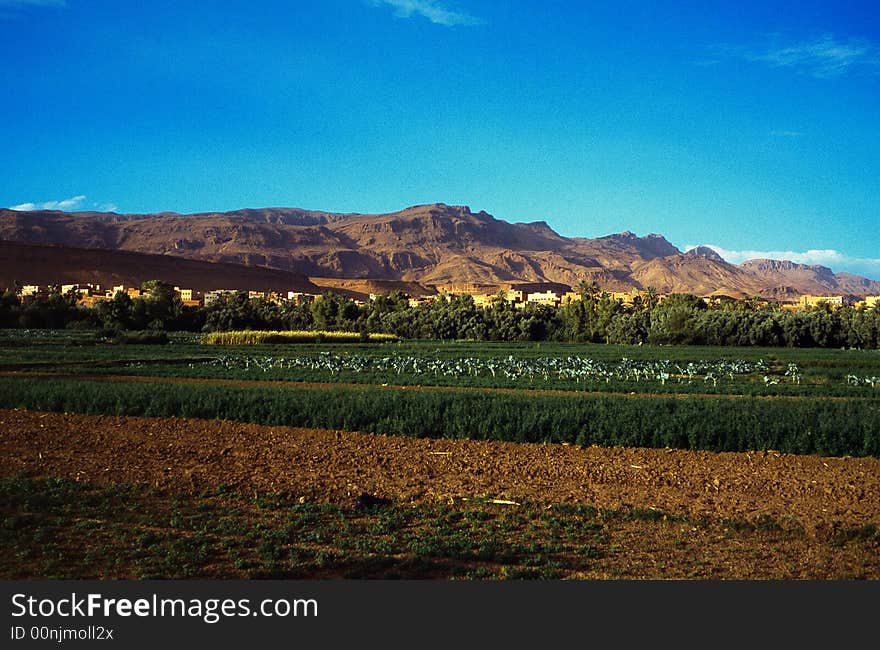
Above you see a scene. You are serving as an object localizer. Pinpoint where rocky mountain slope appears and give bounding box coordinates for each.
[1,203,877,298]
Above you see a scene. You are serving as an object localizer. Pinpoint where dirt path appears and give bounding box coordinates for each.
[2,409,878,533]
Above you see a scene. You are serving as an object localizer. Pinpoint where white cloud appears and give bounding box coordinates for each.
[370,0,482,27]
[96,202,118,213]
[9,195,87,211]
[685,244,880,281]
[738,34,880,79]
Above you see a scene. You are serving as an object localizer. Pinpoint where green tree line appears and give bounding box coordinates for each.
[1,281,879,349]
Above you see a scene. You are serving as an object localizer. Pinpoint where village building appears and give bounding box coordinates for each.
[526,291,560,306]
[609,291,638,305]
[434,283,499,296]
[174,287,193,302]
[203,289,239,306]
[407,296,435,308]
[61,283,102,297]
[19,285,43,297]
[799,295,847,309]
[853,296,880,309]
[472,294,496,308]
[287,292,316,305]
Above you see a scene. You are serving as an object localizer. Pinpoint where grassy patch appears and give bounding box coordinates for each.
[3,474,877,579]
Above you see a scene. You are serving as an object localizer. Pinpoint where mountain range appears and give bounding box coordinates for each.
[1,203,877,299]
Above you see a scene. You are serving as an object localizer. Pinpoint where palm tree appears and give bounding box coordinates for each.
[576,280,601,301]
[642,286,660,310]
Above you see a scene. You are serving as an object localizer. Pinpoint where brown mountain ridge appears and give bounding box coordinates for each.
[0,241,342,297]
[1,203,877,299]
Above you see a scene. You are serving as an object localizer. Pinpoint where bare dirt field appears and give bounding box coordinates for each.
[3,408,878,532]
[4,408,880,579]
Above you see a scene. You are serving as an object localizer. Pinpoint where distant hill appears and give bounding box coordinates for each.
[0,240,337,296]
[1,204,878,299]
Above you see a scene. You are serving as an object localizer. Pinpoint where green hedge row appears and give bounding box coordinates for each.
[1,377,877,457]
[201,330,398,345]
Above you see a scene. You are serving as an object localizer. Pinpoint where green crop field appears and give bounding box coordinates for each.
[1,330,879,457]
[4,330,880,580]
[2,375,878,456]
[3,330,880,397]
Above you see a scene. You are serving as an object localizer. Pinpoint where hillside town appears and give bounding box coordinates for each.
[12,281,880,312]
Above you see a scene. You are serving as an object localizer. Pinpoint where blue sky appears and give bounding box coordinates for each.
[1,1,878,278]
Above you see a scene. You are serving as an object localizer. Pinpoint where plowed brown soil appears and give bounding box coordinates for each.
[2,408,878,533]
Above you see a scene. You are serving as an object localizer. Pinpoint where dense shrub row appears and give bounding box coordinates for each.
[112,330,169,345]
[201,330,398,345]
[2,377,877,457]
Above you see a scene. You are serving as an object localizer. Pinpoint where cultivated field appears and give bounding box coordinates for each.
[2,330,879,579]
